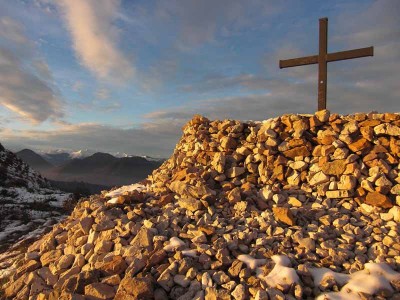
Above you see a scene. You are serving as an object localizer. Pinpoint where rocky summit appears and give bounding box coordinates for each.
[1,110,400,300]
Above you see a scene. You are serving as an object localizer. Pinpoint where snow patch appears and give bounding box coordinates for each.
[256,255,300,288]
[163,237,186,252]
[315,262,400,300]
[105,183,146,198]
[236,254,400,299]
[237,254,267,270]
[181,249,198,257]
[309,267,350,287]
[2,187,71,208]
[105,183,146,204]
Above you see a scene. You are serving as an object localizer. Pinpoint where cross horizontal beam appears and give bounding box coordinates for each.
[279,46,374,69]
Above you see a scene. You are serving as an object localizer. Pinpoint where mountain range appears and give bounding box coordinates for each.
[15,149,164,187]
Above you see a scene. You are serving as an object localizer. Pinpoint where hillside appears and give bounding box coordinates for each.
[1,110,400,299]
[0,144,72,253]
[16,149,54,173]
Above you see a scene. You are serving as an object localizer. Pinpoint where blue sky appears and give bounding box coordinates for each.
[0,0,399,157]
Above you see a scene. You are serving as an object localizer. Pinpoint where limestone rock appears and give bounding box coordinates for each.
[95,240,114,254]
[374,123,400,136]
[85,283,115,299]
[232,284,247,300]
[79,217,94,235]
[348,137,371,152]
[389,206,400,222]
[309,171,330,186]
[115,276,154,299]
[283,146,310,159]
[97,255,127,276]
[226,167,246,178]
[40,250,62,267]
[315,109,330,122]
[326,190,353,198]
[130,226,154,253]
[272,207,295,226]
[57,254,75,270]
[365,192,393,208]
[212,153,226,173]
[220,136,237,150]
[178,197,203,212]
[321,159,346,176]
[227,187,242,203]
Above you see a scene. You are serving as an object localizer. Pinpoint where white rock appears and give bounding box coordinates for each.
[374,123,400,136]
[290,161,308,171]
[173,274,190,288]
[309,171,330,186]
[201,272,213,289]
[259,187,273,201]
[389,206,400,222]
[232,284,246,300]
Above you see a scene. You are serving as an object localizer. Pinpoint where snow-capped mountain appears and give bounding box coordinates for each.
[140,155,165,162]
[38,148,165,163]
[69,149,97,159]
[0,143,72,252]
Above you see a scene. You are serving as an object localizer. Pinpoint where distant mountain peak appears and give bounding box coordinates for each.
[16,149,53,172]
[70,149,96,159]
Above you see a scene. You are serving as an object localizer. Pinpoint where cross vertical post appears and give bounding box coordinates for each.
[318,18,328,111]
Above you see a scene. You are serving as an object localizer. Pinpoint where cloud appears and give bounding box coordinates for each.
[181,73,273,93]
[145,66,399,128]
[0,17,64,124]
[96,88,110,100]
[72,80,84,92]
[58,0,134,83]
[0,17,29,45]
[138,59,179,92]
[77,100,121,113]
[2,121,181,157]
[154,0,283,49]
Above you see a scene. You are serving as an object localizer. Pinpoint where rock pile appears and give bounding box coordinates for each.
[1,110,400,299]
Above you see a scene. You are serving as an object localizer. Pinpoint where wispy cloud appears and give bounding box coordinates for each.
[0,16,64,124]
[0,17,29,45]
[58,0,134,83]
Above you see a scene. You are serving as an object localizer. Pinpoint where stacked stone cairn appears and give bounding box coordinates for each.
[2,110,400,299]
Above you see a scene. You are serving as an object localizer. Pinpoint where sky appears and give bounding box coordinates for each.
[0,0,399,157]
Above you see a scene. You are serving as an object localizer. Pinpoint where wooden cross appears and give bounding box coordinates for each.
[279,17,374,111]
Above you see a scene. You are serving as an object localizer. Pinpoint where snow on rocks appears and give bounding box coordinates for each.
[104,183,146,198]
[163,236,186,252]
[237,254,266,270]
[257,255,300,289]
[104,183,147,204]
[315,262,400,299]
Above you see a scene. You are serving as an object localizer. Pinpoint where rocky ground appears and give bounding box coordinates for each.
[1,110,400,299]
